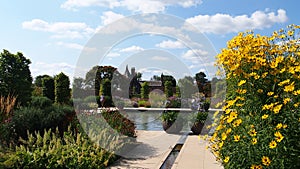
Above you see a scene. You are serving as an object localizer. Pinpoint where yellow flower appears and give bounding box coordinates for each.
[221,132,227,140]
[261,72,268,78]
[276,123,283,129]
[284,82,295,92]
[283,98,291,104]
[252,138,257,145]
[262,114,269,119]
[280,68,286,73]
[278,79,290,86]
[293,90,300,95]
[267,92,274,96]
[262,156,271,166]
[288,30,294,36]
[238,80,246,86]
[262,103,274,110]
[226,128,232,134]
[234,135,240,142]
[269,140,277,149]
[283,124,287,129]
[273,104,283,114]
[219,141,224,148]
[237,89,247,94]
[233,119,242,127]
[249,129,257,137]
[224,156,230,163]
[257,89,263,93]
[274,131,284,142]
[251,164,262,169]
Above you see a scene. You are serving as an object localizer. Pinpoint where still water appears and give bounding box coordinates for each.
[123,111,164,130]
[120,110,217,131]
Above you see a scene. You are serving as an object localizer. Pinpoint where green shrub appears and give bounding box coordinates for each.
[83,95,97,103]
[149,91,166,108]
[1,128,119,169]
[101,110,136,138]
[166,96,181,108]
[138,100,151,108]
[31,96,53,108]
[11,105,75,141]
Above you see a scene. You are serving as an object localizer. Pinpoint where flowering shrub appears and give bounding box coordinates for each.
[101,110,136,138]
[210,25,300,168]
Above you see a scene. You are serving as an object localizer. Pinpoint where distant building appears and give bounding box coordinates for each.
[124,65,177,97]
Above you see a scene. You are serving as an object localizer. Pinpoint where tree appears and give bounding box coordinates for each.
[42,76,55,101]
[54,72,71,104]
[100,78,112,97]
[195,72,208,92]
[150,75,161,81]
[178,77,197,99]
[0,49,33,105]
[72,77,86,99]
[34,75,51,87]
[164,81,173,98]
[141,82,150,99]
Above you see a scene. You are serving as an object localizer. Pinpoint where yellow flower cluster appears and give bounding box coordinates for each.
[211,25,300,168]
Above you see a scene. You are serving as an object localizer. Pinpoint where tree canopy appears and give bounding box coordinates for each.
[0,49,32,105]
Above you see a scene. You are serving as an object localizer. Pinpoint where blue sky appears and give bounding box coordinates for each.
[0,0,298,81]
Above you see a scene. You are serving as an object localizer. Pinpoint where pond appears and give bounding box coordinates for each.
[121,110,218,132]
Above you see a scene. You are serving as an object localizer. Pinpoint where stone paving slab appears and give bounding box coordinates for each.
[109,130,182,169]
[171,135,224,169]
[108,131,223,169]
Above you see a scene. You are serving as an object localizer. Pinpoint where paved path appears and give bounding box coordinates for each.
[109,131,223,169]
[172,135,224,169]
[109,130,183,169]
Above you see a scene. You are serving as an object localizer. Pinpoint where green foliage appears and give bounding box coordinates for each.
[191,111,208,123]
[1,128,118,169]
[161,111,179,122]
[175,85,181,97]
[42,76,55,101]
[11,105,75,142]
[0,49,33,105]
[138,100,151,108]
[101,110,136,138]
[165,96,181,108]
[164,81,173,98]
[31,96,53,108]
[100,78,112,97]
[83,95,97,103]
[178,76,197,99]
[141,82,149,99]
[149,91,166,108]
[54,72,71,104]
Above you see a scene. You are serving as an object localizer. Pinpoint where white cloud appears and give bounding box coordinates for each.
[57,42,83,50]
[120,0,165,13]
[61,0,120,10]
[61,0,202,13]
[151,56,170,61]
[156,40,185,49]
[22,19,94,39]
[185,9,288,34]
[106,52,120,57]
[56,42,97,52]
[31,62,75,79]
[182,49,209,64]
[120,45,144,53]
[101,11,125,25]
